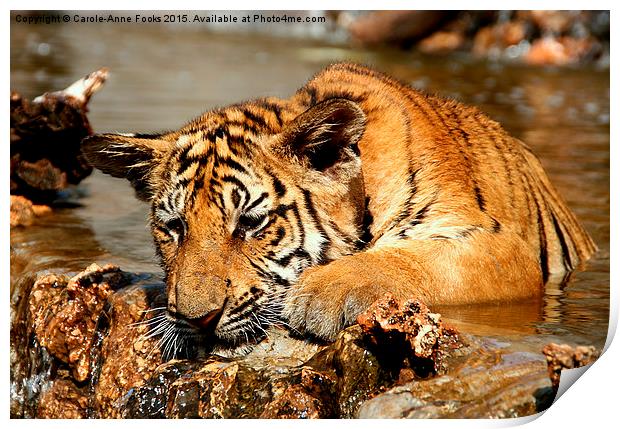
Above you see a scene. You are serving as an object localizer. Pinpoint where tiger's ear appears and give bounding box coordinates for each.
[278,98,366,172]
[81,133,171,201]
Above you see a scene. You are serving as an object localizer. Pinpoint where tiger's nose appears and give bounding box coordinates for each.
[187,307,224,332]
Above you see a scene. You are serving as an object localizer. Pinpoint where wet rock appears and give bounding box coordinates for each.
[120,329,331,419]
[13,265,601,419]
[92,284,167,418]
[418,31,465,54]
[542,343,600,394]
[525,36,601,66]
[356,293,463,376]
[519,10,581,35]
[10,69,107,202]
[357,346,554,418]
[28,264,130,382]
[260,384,325,419]
[302,326,391,418]
[339,10,608,66]
[343,11,452,46]
[472,21,530,57]
[36,379,89,419]
[10,195,51,227]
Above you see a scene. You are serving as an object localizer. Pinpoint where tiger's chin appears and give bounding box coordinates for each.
[208,326,267,358]
[144,309,268,361]
[209,342,260,359]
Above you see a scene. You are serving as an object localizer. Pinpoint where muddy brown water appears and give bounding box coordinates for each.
[10,22,610,411]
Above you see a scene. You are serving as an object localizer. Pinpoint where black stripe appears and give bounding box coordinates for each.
[248,259,270,279]
[304,86,318,106]
[301,190,328,244]
[471,115,516,207]
[132,132,164,139]
[221,157,249,175]
[474,186,486,211]
[271,202,295,218]
[491,217,501,233]
[401,84,488,222]
[289,202,306,254]
[359,197,374,247]
[550,211,573,271]
[225,306,257,327]
[227,294,260,317]
[267,247,311,268]
[217,193,226,212]
[257,215,277,238]
[271,175,287,198]
[270,226,286,246]
[242,108,269,129]
[176,160,198,179]
[172,191,183,212]
[208,177,221,190]
[224,118,263,135]
[214,127,226,140]
[188,174,205,208]
[430,225,480,240]
[267,202,303,253]
[225,135,252,157]
[177,149,214,179]
[175,144,195,173]
[270,272,291,287]
[458,226,480,238]
[245,192,269,212]
[407,168,419,188]
[535,201,550,283]
[256,100,284,127]
[410,200,434,226]
[231,188,242,208]
[220,175,247,191]
[194,127,225,151]
[212,176,251,212]
[155,200,167,213]
[248,259,291,288]
[267,252,294,267]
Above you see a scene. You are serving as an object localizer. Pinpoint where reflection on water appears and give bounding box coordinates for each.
[10,22,609,350]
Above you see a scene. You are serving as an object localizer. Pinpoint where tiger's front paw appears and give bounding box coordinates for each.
[282,260,386,341]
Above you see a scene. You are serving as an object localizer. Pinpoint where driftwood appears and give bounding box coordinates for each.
[10,69,108,226]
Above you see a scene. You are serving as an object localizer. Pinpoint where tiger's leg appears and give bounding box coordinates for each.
[283,230,543,340]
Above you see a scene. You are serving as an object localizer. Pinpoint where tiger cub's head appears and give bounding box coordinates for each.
[82,98,367,355]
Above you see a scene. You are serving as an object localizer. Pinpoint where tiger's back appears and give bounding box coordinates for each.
[293,63,596,282]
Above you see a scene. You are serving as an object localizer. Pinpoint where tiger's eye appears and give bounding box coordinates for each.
[238,214,264,230]
[165,218,186,242]
[234,213,268,239]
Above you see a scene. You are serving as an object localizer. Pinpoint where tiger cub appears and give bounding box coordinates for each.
[82,63,596,351]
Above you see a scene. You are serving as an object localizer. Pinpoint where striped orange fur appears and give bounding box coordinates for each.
[82,63,596,350]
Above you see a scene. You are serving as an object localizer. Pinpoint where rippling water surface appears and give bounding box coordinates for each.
[10,23,609,354]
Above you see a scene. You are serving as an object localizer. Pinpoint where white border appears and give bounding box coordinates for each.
[4,1,616,427]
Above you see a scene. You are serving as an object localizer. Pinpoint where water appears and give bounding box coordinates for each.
[10,21,609,363]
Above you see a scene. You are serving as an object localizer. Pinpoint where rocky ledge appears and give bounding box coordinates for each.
[10,263,599,419]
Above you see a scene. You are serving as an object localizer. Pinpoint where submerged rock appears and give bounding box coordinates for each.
[10,195,51,227]
[10,263,600,419]
[542,343,600,394]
